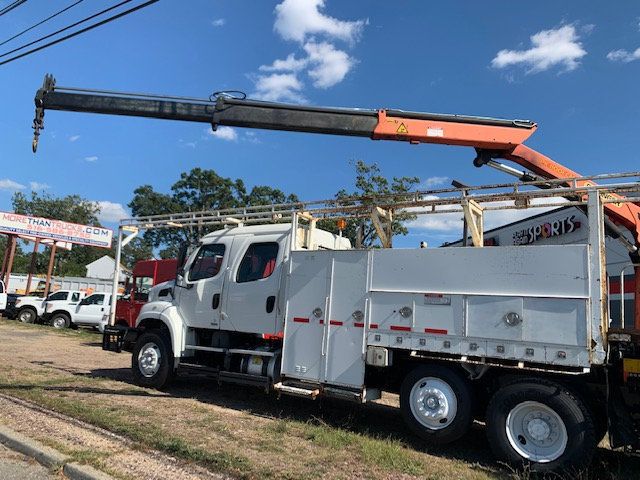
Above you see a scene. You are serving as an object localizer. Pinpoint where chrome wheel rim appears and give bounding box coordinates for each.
[506,401,568,463]
[52,317,66,329]
[409,377,457,430]
[138,342,161,377]
[19,310,34,323]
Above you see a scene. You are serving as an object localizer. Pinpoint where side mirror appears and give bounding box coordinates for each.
[176,242,189,276]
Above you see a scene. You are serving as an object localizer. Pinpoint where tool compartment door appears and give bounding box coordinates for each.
[324,251,368,388]
[281,251,331,382]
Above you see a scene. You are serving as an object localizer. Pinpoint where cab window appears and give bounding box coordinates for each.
[48,291,68,301]
[71,292,80,302]
[237,242,279,283]
[84,294,105,305]
[134,276,154,302]
[188,244,226,281]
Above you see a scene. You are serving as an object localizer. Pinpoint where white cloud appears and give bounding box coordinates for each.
[0,179,25,191]
[304,41,354,88]
[95,201,129,223]
[211,18,225,27]
[206,126,238,141]
[423,176,449,188]
[68,134,80,142]
[491,24,586,73]
[274,0,366,44]
[29,181,50,191]
[253,73,305,102]
[259,53,308,72]
[252,1,365,99]
[84,156,98,162]
[606,47,640,63]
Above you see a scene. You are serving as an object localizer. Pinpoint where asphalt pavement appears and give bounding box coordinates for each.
[0,442,56,480]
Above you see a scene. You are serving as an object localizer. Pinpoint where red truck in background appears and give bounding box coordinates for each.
[115,259,177,327]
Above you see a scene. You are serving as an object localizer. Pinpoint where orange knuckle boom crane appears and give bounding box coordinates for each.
[32,74,640,328]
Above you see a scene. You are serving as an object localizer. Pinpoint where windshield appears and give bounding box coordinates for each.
[134,276,154,302]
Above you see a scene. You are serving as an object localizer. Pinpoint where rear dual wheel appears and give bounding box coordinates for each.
[485,379,596,472]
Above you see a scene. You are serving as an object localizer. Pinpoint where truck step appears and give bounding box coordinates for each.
[179,362,220,377]
[273,382,320,399]
[218,371,270,389]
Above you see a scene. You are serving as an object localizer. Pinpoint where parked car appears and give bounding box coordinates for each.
[14,290,85,324]
[44,292,113,332]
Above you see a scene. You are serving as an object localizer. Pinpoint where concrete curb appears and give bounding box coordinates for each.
[0,424,67,468]
[64,462,114,480]
[0,424,114,479]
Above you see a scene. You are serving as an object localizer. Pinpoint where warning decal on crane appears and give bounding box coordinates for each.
[396,123,408,134]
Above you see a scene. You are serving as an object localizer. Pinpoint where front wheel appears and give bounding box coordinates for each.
[18,307,37,324]
[485,379,596,472]
[131,331,174,389]
[50,313,70,329]
[400,364,473,445]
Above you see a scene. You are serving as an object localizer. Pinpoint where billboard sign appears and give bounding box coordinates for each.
[0,211,113,248]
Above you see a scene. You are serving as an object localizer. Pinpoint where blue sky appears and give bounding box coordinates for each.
[0,0,639,248]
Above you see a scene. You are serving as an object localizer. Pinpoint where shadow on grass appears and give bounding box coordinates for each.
[7,359,640,479]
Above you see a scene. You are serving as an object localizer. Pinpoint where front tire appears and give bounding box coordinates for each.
[18,307,37,324]
[132,331,174,389]
[400,364,473,445]
[485,378,596,472]
[50,313,70,329]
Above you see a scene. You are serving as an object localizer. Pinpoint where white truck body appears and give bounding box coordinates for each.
[108,191,640,471]
[15,290,85,323]
[44,292,112,331]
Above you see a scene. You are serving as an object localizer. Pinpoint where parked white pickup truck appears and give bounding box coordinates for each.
[15,290,85,324]
[44,292,112,332]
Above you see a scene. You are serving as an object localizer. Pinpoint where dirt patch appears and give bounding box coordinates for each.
[0,319,637,480]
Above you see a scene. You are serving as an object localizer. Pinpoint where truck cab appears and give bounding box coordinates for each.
[115,258,177,327]
[46,292,112,332]
[18,289,84,324]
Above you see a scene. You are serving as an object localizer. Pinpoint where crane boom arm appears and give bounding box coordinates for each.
[32,74,640,246]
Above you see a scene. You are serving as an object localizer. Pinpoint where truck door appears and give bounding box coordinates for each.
[221,236,284,334]
[74,293,106,323]
[0,280,6,311]
[177,238,232,329]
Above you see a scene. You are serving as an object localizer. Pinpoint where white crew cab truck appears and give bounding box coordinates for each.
[104,202,640,472]
[15,290,85,324]
[44,292,112,331]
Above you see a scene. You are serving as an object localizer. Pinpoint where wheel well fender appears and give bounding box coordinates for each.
[136,305,184,358]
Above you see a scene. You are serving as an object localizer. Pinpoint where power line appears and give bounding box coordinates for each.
[0,0,27,17]
[0,0,134,59]
[0,0,84,47]
[0,0,159,66]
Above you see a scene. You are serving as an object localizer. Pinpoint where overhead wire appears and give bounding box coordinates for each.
[0,0,134,59]
[0,0,159,66]
[0,0,84,47]
[0,0,27,18]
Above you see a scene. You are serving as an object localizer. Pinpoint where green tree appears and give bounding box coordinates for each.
[319,160,420,247]
[129,168,298,257]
